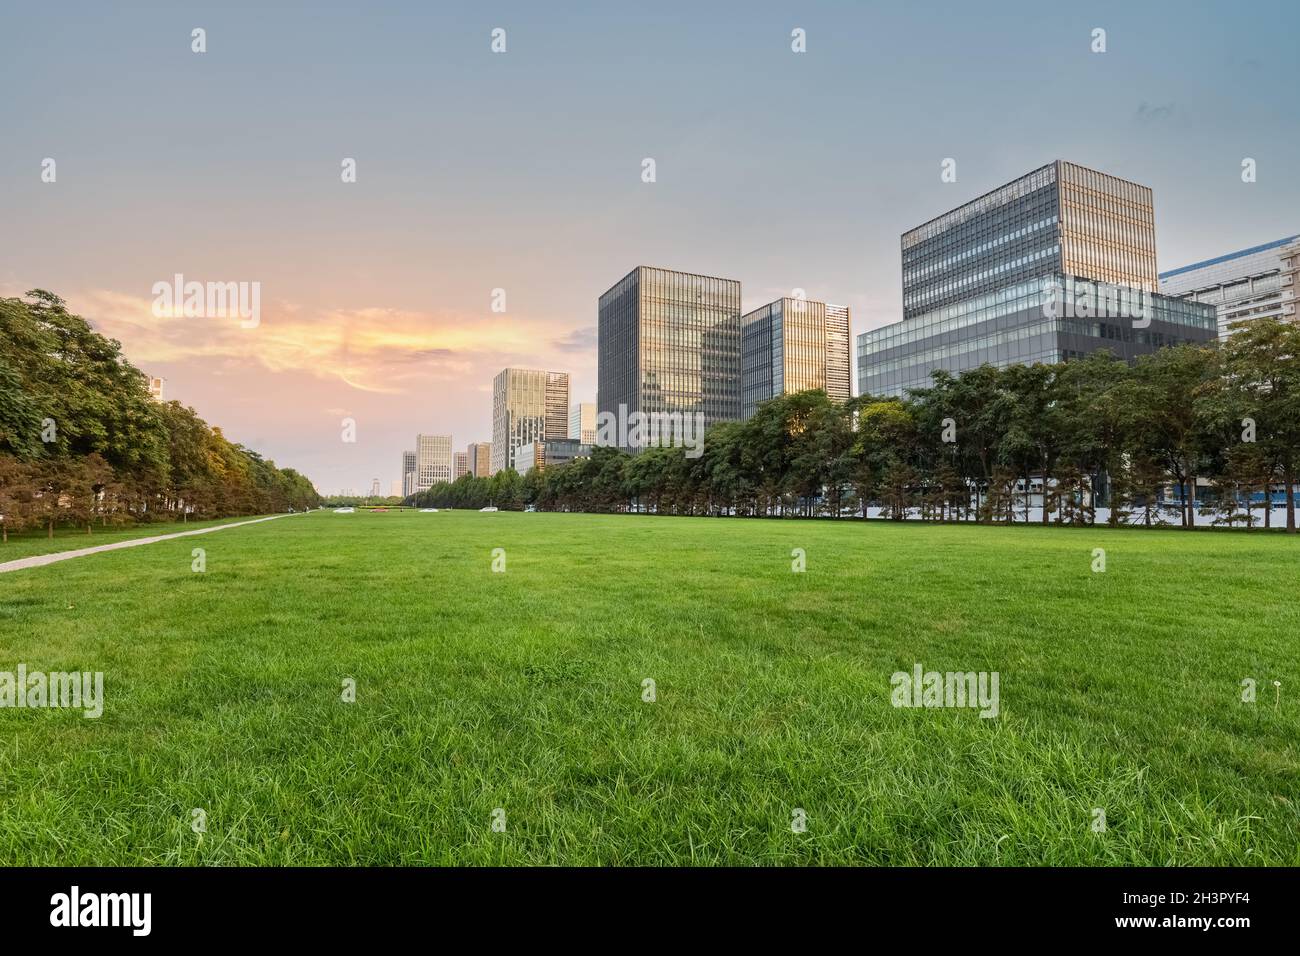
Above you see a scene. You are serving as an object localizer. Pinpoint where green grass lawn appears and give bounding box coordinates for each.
[0,515,273,563]
[1,510,1297,865]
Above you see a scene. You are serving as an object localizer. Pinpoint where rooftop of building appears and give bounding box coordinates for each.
[1159,235,1300,280]
[901,160,1152,250]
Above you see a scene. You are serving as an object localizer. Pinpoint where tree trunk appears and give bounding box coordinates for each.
[1265,483,1272,529]
[1288,472,1297,533]
[47,519,54,539]
[1041,467,1050,525]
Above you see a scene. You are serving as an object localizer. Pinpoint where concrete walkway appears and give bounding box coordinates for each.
[0,513,303,575]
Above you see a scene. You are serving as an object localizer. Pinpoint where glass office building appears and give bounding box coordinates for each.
[597,266,742,447]
[858,274,1216,397]
[902,160,1157,321]
[1159,235,1300,338]
[491,368,570,473]
[741,297,851,419]
[861,160,1212,398]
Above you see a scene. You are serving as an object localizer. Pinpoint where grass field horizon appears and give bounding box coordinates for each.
[2,510,1297,865]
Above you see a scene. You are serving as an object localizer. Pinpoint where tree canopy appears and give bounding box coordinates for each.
[414,325,1300,533]
[0,291,320,540]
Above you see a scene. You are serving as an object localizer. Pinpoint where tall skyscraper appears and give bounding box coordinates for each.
[742,298,851,419]
[1159,234,1300,338]
[453,451,469,480]
[857,160,1216,398]
[401,450,416,498]
[466,442,492,478]
[368,478,381,498]
[598,265,741,447]
[491,369,569,473]
[568,402,597,444]
[415,434,452,491]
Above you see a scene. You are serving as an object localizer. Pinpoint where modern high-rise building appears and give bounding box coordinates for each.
[491,369,569,474]
[741,297,851,419]
[466,442,492,478]
[147,376,165,401]
[453,451,469,481]
[598,265,741,448]
[1283,239,1300,322]
[857,160,1217,398]
[1159,234,1300,338]
[414,434,452,491]
[568,402,597,444]
[401,450,417,498]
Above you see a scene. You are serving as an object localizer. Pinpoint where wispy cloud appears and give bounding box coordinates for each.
[68,289,582,395]
[1134,102,1177,124]
[552,326,597,352]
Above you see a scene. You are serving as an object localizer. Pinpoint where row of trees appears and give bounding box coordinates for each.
[413,319,1300,531]
[0,291,320,540]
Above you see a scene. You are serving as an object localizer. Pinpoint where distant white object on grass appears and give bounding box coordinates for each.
[479,506,499,512]
[333,507,355,514]
[419,508,439,513]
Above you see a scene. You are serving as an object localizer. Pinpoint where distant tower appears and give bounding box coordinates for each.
[148,376,165,401]
[369,478,381,498]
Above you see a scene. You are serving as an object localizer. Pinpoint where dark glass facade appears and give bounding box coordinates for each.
[865,160,1203,398]
[901,160,1157,322]
[858,274,1216,398]
[597,266,742,445]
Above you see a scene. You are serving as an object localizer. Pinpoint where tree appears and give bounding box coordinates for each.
[0,456,32,542]
[1219,319,1300,533]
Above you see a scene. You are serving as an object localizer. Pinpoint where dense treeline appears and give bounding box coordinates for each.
[0,291,319,540]
[415,320,1300,531]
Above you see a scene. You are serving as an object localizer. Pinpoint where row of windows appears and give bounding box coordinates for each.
[862,320,1060,379]
[860,311,1213,393]
[902,190,1057,271]
[903,244,1059,311]
[863,273,1215,360]
[864,276,1049,353]
[902,190,1059,317]
[902,164,1057,250]
[902,214,1058,285]
[863,347,1065,398]
[1184,272,1284,305]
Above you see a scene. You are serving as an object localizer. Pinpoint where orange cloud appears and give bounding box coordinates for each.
[60,288,589,396]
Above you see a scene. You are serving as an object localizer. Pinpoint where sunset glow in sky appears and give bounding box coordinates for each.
[3,0,1297,493]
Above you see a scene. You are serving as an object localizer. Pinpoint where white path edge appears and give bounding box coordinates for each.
[0,512,306,575]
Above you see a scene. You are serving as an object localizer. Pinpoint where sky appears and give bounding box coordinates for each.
[2,0,1297,495]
